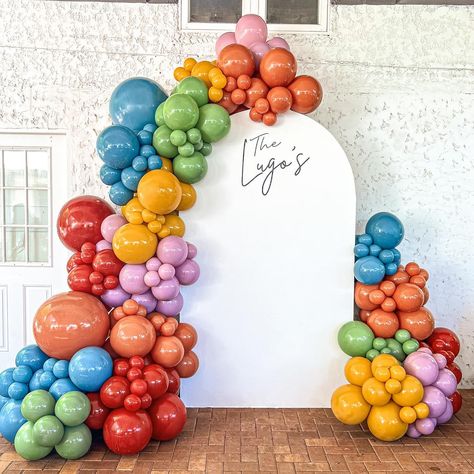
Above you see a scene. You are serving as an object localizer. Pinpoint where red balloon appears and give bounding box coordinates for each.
[86,393,110,430]
[449,391,462,414]
[287,75,323,114]
[100,376,130,409]
[67,252,83,272]
[243,78,269,108]
[67,264,93,293]
[143,365,170,399]
[259,48,297,88]
[92,249,124,276]
[174,323,198,353]
[103,408,152,455]
[425,327,460,358]
[446,361,462,384]
[57,195,113,251]
[217,44,255,79]
[148,393,186,441]
[176,351,199,379]
[164,368,181,394]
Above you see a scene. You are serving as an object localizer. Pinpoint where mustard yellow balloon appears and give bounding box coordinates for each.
[399,406,417,424]
[367,402,408,441]
[371,354,399,373]
[137,170,182,216]
[177,182,197,211]
[389,365,406,382]
[362,377,391,406]
[385,378,402,395]
[414,402,429,419]
[392,375,424,407]
[161,157,173,173]
[331,384,370,425]
[344,357,372,387]
[373,367,390,383]
[164,214,185,237]
[112,223,158,264]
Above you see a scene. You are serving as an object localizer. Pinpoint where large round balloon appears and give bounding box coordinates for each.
[110,77,167,132]
[367,402,408,441]
[33,292,110,360]
[217,44,256,78]
[110,316,156,358]
[137,169,182,215]
[288,75,323,114]
[57,196,114,251]
[260,48,297,88]
[14,421,53,460]
[337,321,374,357]
[331,384,370,425]
[55,424,92,460]
[398,307,434,340]
[365,212,404,250]
[151,336,185,368]
[96,125,140,170]
[163,94,200,131]
[69,347,113,392]
[112,223,158,265]
[148,393,186,441]
[0,399,26,442]
[196,104,231,143]
[235,14,268,47]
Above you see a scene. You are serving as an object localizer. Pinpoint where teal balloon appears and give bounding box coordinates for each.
[153,125,178,158]
[173,152,208,184]
[32,415,64,447]
[21,390,55,422]
[55,392,90,427]
[0,399,26,442]
[163,94,199,131]
[16,345,48,372]
[55,424,92,460]
[196,104,230,143]
[365,212,404,250]
[155,102,165,127]
[337,321,374,357]
[14,421,52,460]
[176,76,209,107]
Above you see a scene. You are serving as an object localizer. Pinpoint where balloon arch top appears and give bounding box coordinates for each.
[0,14,463,461]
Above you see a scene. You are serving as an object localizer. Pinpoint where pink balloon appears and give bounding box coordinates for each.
[96,239,112,252]
[146,257,161,272]
[216,31,236,56]
[404,351,439,386]
[267,36,290,51]
[415,417,436,436]
[119,264,148,295]
[157,236,188,267]
[144,270,160,287]
[151,277,180,301]
[436,399,453,424]
[101,214,126,242]
[235,14,268,47]
[406,424,421,438]
[249,41,270,68]
[432,368,457,397]
[101,284,130,308]
[433,353,447,369]
[176,259,200,286]
[158,263,175,281]
[423,386,447,418]
[132,290,158,314]
[156,292,183,317]
[186,242,197,259]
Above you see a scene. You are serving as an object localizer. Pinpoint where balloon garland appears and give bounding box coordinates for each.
[333,212,463,441]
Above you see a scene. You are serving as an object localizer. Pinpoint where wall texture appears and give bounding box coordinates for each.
[0,0,473,385]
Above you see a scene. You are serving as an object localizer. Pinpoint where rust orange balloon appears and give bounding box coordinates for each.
[151,336,185,368]
[110,315,156,358]
[288,75,323,114]
[267,86,293,114]
[354,282,379,311]
[176,351,199,378]
[174,323,198,352]
[217,44,255,79]
[259,48,297,88]
[218,91,239,114]
[387,266,410,285]
[366,309,399,338]
[398,307,435,340]
[393,283,424,312]
[243,78,269,108]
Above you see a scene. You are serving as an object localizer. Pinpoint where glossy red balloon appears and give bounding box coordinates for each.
[93,249,124,276]
[103,408,152,455]
[218,91,239,114]
[425,327,460,358]
[164,368,181,394]
[143,365,170,399]
[57,195,114,251]
[67,252,83,272]
[148,393,186,441]
[67,264,93,293]
[176,351,199,378]
[446,361,462,383]
[100,376,131,409]
[449,391,462,414]
[86,392,110,430]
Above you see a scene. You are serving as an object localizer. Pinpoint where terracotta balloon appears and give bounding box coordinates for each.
[267,86,293,114]
[259,48,297,88]
[136,170,182,215]
[110,316,156,358]
[57,196,114,251]
[33,291,110,359]
[398,307,435,340]
[218,91,239,114]
[354,282,379,311]
[151,336,185,368]
[217,44,255,79]
[393,283,424,312]
[386,266,410,285]
[288,75,323,114]
[243,78,270,108]
[366,309,399,338]
[174,323,198,352]
[176,351,199,378]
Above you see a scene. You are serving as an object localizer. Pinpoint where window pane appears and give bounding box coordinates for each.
[4,189,26,225]
[28,228,48,263]
[28,190,48,225]
[5,227,25,262]
[267,0,319,24]
[27,150,49,188]
[190,0,241,23]
[3,150,26,187]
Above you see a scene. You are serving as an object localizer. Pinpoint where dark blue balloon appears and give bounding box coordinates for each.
[100,164,122,185]
[365,212,404,250]
[0,399,26,442]
[121,167,144,192]
[109,181,134,206]
[8,382,28,400]
[96,125,140,170]
[354,256,385,285]
[15,345,48,372]
[0,369,14,397]
[12,366,33,384]
[49,378,80,401]
[110,77,168,132]
[69,347,113,392]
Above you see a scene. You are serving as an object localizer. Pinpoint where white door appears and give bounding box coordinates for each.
[0,131,69,367]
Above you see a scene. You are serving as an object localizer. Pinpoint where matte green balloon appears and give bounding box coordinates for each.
[170,129,187,147]
[403,338,419,355]
[155,102,165,126]
[394,329,411,344]
[196,104,230,143]
[14,421,53,460]
[337,321,374,357]
[365,349,380,361]
[55,391,90,427]
[163,94,199,131]
[55,424,92,460]
[387,338,405,361]
[173,152,208,184]
[33,415,64,447]
[176,76,209,107]
[21,390,55,422]
[153,125,178,158]
[178,142,195,157]
[200,142,213,156]
[372,337,387,351]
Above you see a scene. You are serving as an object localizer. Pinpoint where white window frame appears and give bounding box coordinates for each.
[180,0,329,34]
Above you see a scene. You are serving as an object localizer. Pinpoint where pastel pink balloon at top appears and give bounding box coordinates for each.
[235,14,268,47]
[267,36,290,51]
[216,31,236,55]
[249,41,270,68]
[101,214,126,242]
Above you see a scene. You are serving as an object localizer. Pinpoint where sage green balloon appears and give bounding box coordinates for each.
[387,338,405,361]
[14,421,53,460]
[55,391,90,427]
[186,127,202,145]
[173,152,208,184]
[163,94,199,131]
[55,424,92,460]
[403,338,419,355]
[21,390,55,422]
[200,142,213,156]
[337,321,374,357]
[178,142,195,157]
[170,129,187,147]
[196,104,230,143]
[176,76,209,107]
[154,102,165,126]
[33,415,65,447]
[153,125,178,158]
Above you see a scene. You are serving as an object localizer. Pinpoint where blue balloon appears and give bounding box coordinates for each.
[354,244,369,259]
[385,262,398,275]
[132,156,148,172]
[100,164,122,185]
[143,123,157,134]
[354,256,385,285]
[0,395,9,411]
[15,345,48,372]
[8,382,28,400]
[69,347,113,392]
[0,399,26,442]
[140,145,155,159]
[392,248,401,265]
[365,212,404,250]
[96,125,140,170]
[39,371,56,390]
[110,77,167,132]
[357,233,373,246]
[29,369,44,391]
[148,155,163,170]
[43,358,58,372]
[49,378,80,401]
[137,130,153,146]
[369,244,381,257]
[121,167,144,192]
[109,181,134,206]
[12,366,33,384]
[53,360,69,379]
[379,249,394,264]
[0,369,14,397]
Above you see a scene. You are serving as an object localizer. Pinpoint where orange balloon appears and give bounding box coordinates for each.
[387,267,410,285]
[151,336,185,368]
[110,315,156,358]
[410,275,426,289]
[176,351,199,378]
[368,289,385,306]
[33,291,110,360]
[359,309,371,322]
[217,44,255,79]
[366,309,399,338]
[267,86,293,114]
[218,91,239,114]
[249,108,262,122]
[174,323,198,352]
[263,112,277,126]
[379,280,396,297]
[161,158,173,173]
[422,286,430,305]
[177,182,196,212]
[243,78,269,108]
[393,283,424,312]
[354,282,379,311]
[398,307,434,340]
[405,262,420,276]
[163,214,185,238]
[381,297,396,313]
[288,75,323,114]
[259,48,297,88]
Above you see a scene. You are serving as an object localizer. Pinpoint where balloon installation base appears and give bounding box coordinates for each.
[0,389,472,472]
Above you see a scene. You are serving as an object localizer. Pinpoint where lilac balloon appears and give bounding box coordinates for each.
[100,285,130,308]
[176,259,200,285]
[404,351,439,386]
[407,424,422,438]
[96,239,112,252]
[119,264,148,295]
[423,386,447,418]
[151,277,180,301]
[267,36,290,51]
[101,214,126,242]
[418,347,433,354]
[158,263,175,281]
[144,270,160,288]
[436,398,453,424]
[216,31,236,55]
[235,14,268,47]
[433,353,447,369]
[132,290,158,314]
[146,257,161,272]
[415,417,436,436]
[157,236,188,266]
[156,292,183,317]
[432,368,457,397]
[249,41,270,68]
[187,242,197,259]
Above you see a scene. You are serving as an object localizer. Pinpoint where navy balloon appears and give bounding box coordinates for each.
[110,77,168,132]
[96,125,140,170]
[365,212,404,249]
[69,347,113,392]
[15,345,48,372]
[0,399,26,442]
[109,181,134,206]
[354,256,385,285]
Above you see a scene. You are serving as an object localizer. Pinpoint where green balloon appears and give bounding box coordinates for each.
[178,142,195,157]
[21,390,55,422]
[187,127,202,145]
[163,94,199,131]
[55,424,92,460]
[194,139,204,151]
[366,349,380,361]
[380,347,392,354]
[173,152,208,184]
[155,102,165,126]
[153,125,178,158]
[200,142,213,156]
[337,321,374,357]
[14,421,53,460]
[170,129,187,147]
[33,415,65,447]
[197,104,230,143]
[55,391,90,427]
[387,338,405,361]
[176,76,209,107]
[403,338,419,355]
[372,337,387,351]
[395,329,411,344]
